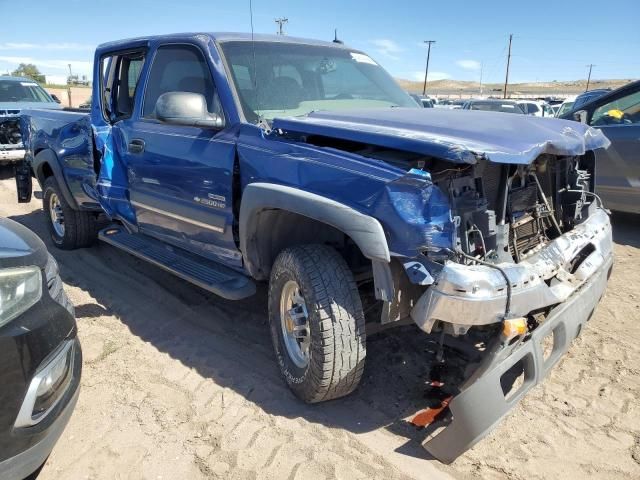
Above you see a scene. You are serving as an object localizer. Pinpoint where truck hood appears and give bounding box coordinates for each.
[0,101,61,114]
[272,108,610,165]
[0,218,48,269]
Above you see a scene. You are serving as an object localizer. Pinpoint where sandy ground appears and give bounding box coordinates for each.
[1,176,639,480]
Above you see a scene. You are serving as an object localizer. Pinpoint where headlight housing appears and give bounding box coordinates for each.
[0,266,42,328]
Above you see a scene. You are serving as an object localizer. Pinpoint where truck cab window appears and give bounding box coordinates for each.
[142,44,223,119]
[101,52,145,122]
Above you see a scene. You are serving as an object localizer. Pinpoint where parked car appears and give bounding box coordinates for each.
[409,93,433,108]
[516,100,555,117]
[560,80,640,213]
[17,32,611,463]
[555,95,577,117]
[0,217,81,479]
[572,88,611,111]
[462,99,525,114]
[0,77,61,165]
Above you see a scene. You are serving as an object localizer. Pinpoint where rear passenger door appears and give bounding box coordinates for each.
[94,49,147,221]
[120,43,241,266]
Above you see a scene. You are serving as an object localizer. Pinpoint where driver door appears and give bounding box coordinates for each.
[120,43,241,265]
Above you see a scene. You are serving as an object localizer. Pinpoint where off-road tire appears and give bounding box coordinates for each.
[268,244,366,403]
[43,176,96,249]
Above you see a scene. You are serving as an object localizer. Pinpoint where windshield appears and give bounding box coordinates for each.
[220,41,417,122]
[557,101,574,117]
[0,79,53,103]
[468,101,523,114]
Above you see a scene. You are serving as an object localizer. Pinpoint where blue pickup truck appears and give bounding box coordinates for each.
[17,32,613,462]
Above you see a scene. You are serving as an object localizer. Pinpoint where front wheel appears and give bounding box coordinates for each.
[268,244,366,403]
[43,176,96,249]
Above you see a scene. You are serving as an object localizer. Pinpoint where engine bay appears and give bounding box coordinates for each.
[0,117,24,161]
[431,154,595,264]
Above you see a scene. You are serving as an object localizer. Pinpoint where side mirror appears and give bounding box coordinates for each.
[155,92,224,129]
[50,94,61,104]
[573,109,588,124]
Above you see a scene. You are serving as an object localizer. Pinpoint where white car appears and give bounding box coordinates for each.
[516,100,555,118]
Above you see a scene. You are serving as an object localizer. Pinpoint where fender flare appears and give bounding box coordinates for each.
[32,149,79,210]
[239,182,391,281]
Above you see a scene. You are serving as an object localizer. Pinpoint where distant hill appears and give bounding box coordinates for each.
[397,78,636,97]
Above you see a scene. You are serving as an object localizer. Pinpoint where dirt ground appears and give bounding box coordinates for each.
[1,176,639,480]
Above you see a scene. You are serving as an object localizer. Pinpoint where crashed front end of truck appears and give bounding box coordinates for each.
[403,153,612,462]
[381,127,612,462]
[0,110,25,164]
[273,110,613,463]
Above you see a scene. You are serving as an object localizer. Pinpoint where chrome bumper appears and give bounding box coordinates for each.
[0,147,26,162]
[411,208,613,332]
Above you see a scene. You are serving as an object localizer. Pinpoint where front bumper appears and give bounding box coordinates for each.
[421,214,613,463]
[0,341,81,480]
[411,207,613,333]
[0,147,25,163]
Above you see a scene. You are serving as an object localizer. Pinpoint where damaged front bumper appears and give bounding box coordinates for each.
[413,207,613,463]
[0,146,26,163]
[411,207,613,334]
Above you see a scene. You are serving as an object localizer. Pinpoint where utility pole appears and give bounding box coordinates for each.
[479,62,484,96]
[275,17,288,35]
[503,34,513,99]
[66,64,72,108]
[422,40,436,96]
[585,64,595,91]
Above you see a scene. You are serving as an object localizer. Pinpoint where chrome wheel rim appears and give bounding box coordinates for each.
[49,193,65,237]
[279,280,310,368]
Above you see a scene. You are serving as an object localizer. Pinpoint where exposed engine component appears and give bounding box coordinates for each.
[0,119,22,146]
[430,155,593,264]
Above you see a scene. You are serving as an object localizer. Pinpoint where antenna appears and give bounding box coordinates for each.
[249,0,262,121]
[333,29,343,44]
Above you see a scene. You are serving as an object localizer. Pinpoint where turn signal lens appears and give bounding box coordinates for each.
[502,317,528,339]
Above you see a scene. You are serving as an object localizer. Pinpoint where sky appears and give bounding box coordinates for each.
[1,0,638,85]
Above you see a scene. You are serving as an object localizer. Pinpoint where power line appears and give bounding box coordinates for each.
[422,40,436,96]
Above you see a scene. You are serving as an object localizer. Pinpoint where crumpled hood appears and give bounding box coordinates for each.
[272,108,610,165]
[0,101,61,114]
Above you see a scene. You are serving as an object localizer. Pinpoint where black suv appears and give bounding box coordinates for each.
[0,217,81,479]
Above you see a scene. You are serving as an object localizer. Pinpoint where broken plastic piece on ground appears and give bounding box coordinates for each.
[409,395,453,428]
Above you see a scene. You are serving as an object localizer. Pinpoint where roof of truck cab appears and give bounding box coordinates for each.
[96,32,352,51]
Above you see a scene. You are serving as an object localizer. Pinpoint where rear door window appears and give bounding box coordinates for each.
[100,51,146,122]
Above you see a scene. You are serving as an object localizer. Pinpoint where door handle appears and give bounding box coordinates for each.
[128,139,145,154]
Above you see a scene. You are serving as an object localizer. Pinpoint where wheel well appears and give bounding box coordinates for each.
[250,209,371,281]
[40,161,54,181]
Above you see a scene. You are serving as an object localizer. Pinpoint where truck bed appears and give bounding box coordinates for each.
[20,108,99,210]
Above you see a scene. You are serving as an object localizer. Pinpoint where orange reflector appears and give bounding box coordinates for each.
[409,396,453,428]
[503,317,527,338]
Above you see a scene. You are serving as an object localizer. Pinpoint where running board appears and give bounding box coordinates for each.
[98,227,256,300]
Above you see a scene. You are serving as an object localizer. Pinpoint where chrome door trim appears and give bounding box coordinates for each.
[131,200,225,234]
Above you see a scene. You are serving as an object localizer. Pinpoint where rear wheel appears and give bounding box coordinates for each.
[268,244,366,403]
[43,176,96,249]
